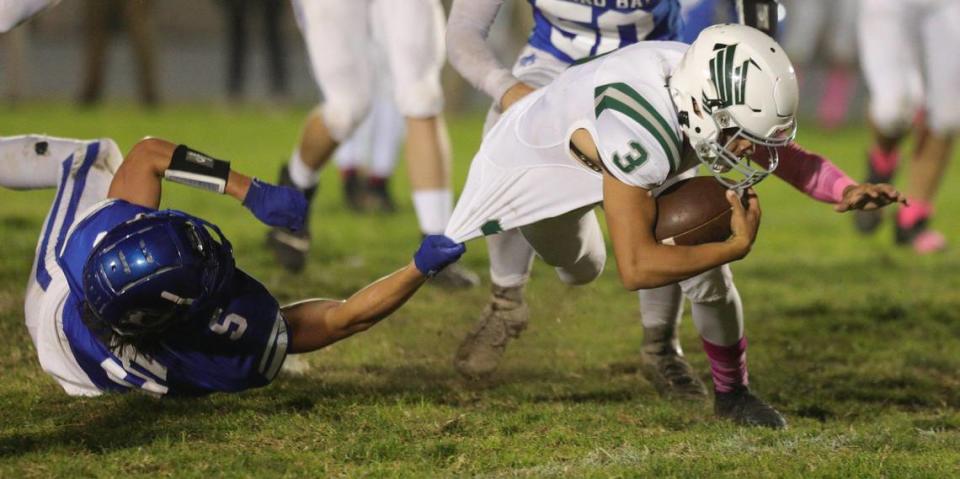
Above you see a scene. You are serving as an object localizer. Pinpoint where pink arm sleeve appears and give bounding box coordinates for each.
[757,142,857,204]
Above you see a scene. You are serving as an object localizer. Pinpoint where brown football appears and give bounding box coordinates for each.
[654,177,747,246]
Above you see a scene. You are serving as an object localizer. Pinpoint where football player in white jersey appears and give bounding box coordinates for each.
[267,0,479,287]
[447,0,781,399]
[852,0,960,254]
[444,25,903,427]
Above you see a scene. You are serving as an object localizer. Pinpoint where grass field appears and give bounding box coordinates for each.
[1,104,959,477]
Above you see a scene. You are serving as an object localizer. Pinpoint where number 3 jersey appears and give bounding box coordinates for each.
[446,41,698,243]
[528,0,683,64]
[55,199,289,397]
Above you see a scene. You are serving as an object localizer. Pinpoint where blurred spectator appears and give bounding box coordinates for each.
[220,0,289,102]
[78,0,159,107]
[2,25,28,105]
[781,0,859,129]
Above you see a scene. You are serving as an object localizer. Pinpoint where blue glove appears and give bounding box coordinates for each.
[242,178,307,231]
[414,235,466,277]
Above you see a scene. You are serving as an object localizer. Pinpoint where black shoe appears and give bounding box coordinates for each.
[266,164,317,273]
[714,386,787,429]
[366,178,397,214]
[854,151,894,234]
[342,169,366,212]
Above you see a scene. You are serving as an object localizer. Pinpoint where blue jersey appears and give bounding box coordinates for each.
[527,0,683,64]
[56,199,289,397]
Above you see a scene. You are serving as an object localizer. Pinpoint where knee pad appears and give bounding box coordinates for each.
[321,98,371,142]
[869,95,917,137]
[680,265,734,304]
[554,249,605,286]
[393,76,443,119]
[926,105,960,136]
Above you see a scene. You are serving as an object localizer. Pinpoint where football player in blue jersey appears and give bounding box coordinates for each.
[446,0,780,401]
[0,134,465,397]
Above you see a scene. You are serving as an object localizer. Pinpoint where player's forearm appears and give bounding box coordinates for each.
[767,142,856,204]
[446,0,518,102]
[616,240,746,290]
[283,264,427,352]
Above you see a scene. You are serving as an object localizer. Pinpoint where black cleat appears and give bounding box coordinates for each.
[266,165,317,273]
[366,178,397,214]
[640,324,708,401]
[342,169,366,212]
[854,151,895,234]
[714,386,787,429]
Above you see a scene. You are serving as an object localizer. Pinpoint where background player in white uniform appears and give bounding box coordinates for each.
[852,0,960,253]
[445,25,904,427]
[334,44,405,214]
[267,0,478,287]
[446,0,780,398]
[0,134,465,396]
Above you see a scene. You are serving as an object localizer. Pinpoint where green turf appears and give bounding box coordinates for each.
[1,104,959,477]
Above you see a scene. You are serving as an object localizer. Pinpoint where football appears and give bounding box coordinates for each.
[654,177,747,246]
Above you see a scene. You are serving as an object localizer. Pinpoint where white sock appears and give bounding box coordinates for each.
[412,188,452,235]
[287,149,320,190]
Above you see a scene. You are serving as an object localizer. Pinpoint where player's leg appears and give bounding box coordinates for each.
[375,0,477,288]
[454,45,571,378]
[518,205,606,286]
[23,137,123,396]
[455,205,606,378]
[681,266,785,428]
[366,88,405,213]
[267,0,373,272]
[895,1,960,253]
[335,102,375,212]
[854,0,922,233]
[638,285,708,400]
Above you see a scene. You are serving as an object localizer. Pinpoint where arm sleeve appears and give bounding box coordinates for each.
[764,142,857,204]
[446,0,519,103]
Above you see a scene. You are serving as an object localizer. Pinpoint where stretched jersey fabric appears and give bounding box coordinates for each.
[527,0,683,64]
[446,41,698,243]
[56,199,289,396]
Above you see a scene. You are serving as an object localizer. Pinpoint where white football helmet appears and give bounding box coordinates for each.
[668,24,798,190]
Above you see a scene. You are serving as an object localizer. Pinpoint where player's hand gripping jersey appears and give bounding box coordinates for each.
[54,199,288,396]
[527,0,683,64]
[446,41,695,243]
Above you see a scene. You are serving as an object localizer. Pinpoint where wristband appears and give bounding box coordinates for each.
[163,145,231,194]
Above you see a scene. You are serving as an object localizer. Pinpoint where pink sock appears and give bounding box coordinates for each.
[897,199,933,229]
[869,147,900,178]
[702,337,749,393]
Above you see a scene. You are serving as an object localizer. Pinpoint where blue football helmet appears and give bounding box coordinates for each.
[82,210,235,339]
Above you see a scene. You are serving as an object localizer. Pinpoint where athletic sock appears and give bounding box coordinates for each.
[897,198,933,229]
[868,146,899,178]
[412,188,452,235]
[287,150,320,190]
[701,336,748,393]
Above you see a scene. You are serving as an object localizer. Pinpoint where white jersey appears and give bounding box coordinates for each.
[447,41,698,243]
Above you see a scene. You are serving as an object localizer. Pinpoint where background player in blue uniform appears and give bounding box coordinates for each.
[0,134,465,397]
